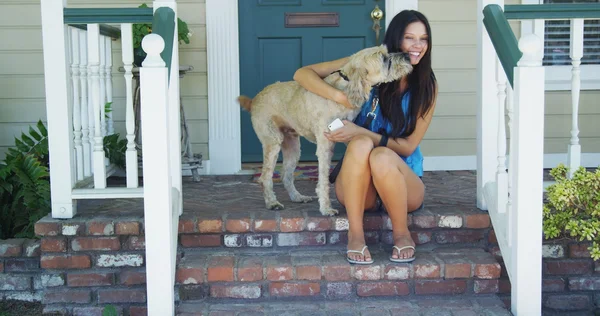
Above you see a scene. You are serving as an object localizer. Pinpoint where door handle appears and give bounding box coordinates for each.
[371,3,384,45]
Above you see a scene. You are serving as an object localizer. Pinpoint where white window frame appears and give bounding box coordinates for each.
[521,0,600,91]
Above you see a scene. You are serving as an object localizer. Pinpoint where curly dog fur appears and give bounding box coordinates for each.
[238,45,413,216]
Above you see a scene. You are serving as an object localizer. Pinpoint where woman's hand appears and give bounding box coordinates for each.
[335,90,354,109]
[324,120,363,143]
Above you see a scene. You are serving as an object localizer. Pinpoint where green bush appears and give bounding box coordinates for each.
[543,164,600,260]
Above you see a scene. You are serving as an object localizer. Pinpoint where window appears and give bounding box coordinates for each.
[543,0,600,66]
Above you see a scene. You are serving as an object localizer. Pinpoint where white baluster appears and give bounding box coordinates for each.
[99,35,107,137]
[568,19,583,178]
[79,30,91,177]
[140,34,176,316]
[506,84,514,247]
[70,27,83,181]
[495,57,508,215]
[511,33,544,316]
[105,36,114,135]
[88,24,106,188]
[122,23,139,188]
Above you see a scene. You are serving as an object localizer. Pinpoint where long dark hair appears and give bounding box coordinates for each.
[379,10,436,138]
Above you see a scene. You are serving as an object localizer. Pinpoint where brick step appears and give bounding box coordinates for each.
[178,206,492,249]
[177,296,512,316]
[175,246,502,302]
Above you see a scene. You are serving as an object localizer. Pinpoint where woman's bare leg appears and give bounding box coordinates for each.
[369,147,425,260]
[334,135,378,262]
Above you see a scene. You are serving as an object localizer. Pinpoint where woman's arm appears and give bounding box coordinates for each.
[293,57,353,108]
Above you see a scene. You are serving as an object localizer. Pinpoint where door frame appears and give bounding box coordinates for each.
[206,0,418,175]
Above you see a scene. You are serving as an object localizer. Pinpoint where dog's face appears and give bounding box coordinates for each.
[341,45,413,108]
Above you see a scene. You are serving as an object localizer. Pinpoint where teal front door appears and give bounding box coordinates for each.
[239,0,386,162]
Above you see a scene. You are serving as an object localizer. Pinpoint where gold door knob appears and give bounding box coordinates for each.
[371,4,384,45]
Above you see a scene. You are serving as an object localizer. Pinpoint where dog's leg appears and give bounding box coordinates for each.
[315,136,339,216]
[258,143,284,210]
[281,133,313,203]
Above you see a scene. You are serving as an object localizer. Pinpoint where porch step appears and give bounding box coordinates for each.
[177,296,512,315]
[174,246,503,302]
[177,206,493,250]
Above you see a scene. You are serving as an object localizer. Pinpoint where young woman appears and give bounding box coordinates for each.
[293,10,438,264]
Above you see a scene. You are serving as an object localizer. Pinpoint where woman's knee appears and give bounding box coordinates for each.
[346,135,374,159]
[369,147,401,178]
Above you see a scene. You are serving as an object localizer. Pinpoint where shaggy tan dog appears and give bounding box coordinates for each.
[238,45,413,216]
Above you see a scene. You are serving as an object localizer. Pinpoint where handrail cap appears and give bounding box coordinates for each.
[142,34,166,67]
[518,34,543,67]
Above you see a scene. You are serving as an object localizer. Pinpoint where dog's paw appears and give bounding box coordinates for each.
[267,201,285,210]
[320,208,339,216]
[291,194,313,203]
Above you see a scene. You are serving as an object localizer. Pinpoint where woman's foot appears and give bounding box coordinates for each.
[391,233,416,261]
[347,231,372,263]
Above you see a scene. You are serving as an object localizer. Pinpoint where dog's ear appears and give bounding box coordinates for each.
[345,67,370,108]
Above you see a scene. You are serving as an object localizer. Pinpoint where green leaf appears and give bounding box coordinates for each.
[29,126,43,141]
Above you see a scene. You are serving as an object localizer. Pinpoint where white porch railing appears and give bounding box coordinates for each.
[40,1,182,315]
[478,2,599,315]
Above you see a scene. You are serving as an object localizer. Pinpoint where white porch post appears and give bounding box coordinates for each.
[511,34,544,316]
[40,0,77,218]
[206,0,241,175]
[140,34,176,316]
[476,0,503,210]
[385,0,418,28]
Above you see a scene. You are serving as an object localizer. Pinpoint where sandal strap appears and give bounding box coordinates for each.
[393,245,415,252]
[347,245,368,255]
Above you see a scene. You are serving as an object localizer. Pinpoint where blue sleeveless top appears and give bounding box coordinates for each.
[353,87,424,177]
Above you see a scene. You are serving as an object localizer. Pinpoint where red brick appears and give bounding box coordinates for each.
[71,237,120,251]
[0,262,3,273]
[67,272,114,287]
[568,277,600,291]
[120,270,146,285]
[178,218,196,233]
[545,260,592,275]
[35,222,61,236]
[357,282,409,297]
[276,232,326,246]
[237,257,263,282]
[98,289,146,303]
[0,239,24,257]
[176,266,204,284]
[363,216,383,230]
[61,223,85,236]
[412,214,436,228]
[414,263,441,279]
[296,266,321,280]
[198,219,223,233]
[305,217,331,231]
[445,263,471,279]
[40,238,66,253]
[352,265,382,280]
[499,279,511,293]
[569,243,591,258]
[474,279,499,294]
[225,218,251,233]
[383,265,410,280]
[323,265,351,281]
[43,289,91,304]
[23,240,40,257]
[41,254,91,269]
[87,221,114,236]
[474,263,501,279]
[326,282,353,297]
[125,236,145,250]
[269,282,320,297]
[4,258,38,272]
[180,235,221,247]
[207,256,234,282]
[544,294,591,311]
[211,285,261,299]
[435,230,484,244]
[465,214,490,228]
[246,234,273,248]
[253,219,278,232]
[266,257,293,281]
[280,217,305,232]
[543,279,565,292]
[115,221,140,235]
[489,230,497,244]
[130,306,148,316]
[415,280,467,295]
[0,275,30,290]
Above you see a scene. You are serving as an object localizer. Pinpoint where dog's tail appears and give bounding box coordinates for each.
[237,96,253,112]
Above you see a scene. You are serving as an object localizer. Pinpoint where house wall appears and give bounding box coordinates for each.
[0,0,209,160]
[418,0,600,159]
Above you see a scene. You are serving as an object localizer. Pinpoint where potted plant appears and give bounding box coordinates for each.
[133,3,192,66]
